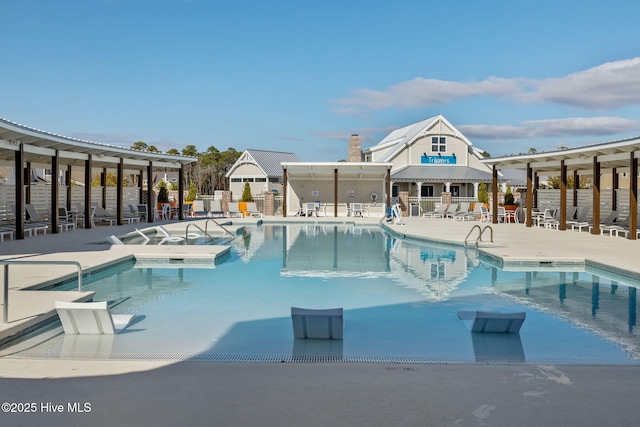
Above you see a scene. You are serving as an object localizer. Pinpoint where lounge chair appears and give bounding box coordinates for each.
[601,212,640,237]
[55,301,137,335]
[136,204,149,222]
[93,205,118,226]
[11,204,48,235]
[209,200,224,218]
[390,203,404,225]
[444,203,460,219]
[227,202,242,217]
[291,307,344,339]
[566,206,590,228]
[451,202,471,220]
[58,207,76,232]
[573,210,617,232]
[191,200,208,217]
[457,310,526,333]
[423,203,444,218]
[245,202,263,218]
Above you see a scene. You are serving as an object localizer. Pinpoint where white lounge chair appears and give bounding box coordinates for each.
[245,202,263,218]
[291,307,344,339]
[192,200,208,217]
[227,202,242,217]
[55,301,137,335]
[209,200,224,218]
[457,310,526,333]
[390,203,404,225]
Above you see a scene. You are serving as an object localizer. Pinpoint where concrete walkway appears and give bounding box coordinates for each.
[1,216,639,426]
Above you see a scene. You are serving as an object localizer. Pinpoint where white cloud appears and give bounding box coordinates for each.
[516,58,640,109]
[331,57,640,113]
[460,116,640,140]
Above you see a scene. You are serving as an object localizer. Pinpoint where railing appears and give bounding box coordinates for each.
[2,260,83,324]
[464,225,494,248]
[407,197,477,217]
[205,219,238,240]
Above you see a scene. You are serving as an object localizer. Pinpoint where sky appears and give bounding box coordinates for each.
[2,0,640,161]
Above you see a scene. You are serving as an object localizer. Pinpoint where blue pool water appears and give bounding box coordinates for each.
[7,224,640,363]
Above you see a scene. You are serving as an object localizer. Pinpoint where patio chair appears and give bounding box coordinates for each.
[55,301,138,335]
[457,310,526,333]
[58,207,76,232]
[137,204,149,222]
[391,203,404,225]
[291,307,344,339]
[573,210,617,232]
[209,200,224,218]
[600,212,640,236]
[12,204,48,235]
[566,206,590,228]
[350,203,364,217]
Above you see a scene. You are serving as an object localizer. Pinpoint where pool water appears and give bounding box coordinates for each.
[5,224,640,364]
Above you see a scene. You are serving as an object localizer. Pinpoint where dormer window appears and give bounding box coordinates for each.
[431,137,446,152]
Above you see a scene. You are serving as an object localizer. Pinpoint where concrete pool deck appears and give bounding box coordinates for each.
[1,216,640,426]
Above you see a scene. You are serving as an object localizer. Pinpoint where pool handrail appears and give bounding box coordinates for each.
[2,260,83,324]
[204,219,237,240]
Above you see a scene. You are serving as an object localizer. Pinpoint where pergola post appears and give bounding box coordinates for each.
[147,162,154,223]
[116,158,123,225]
[526,163,533,227]
[573,170,578,208]
[101,167,107,209]
[14,144,24,239]
[629,152,638,240]
[178,165,185,220]
[282,168,287,218]
[592,157,601,235]
[84,155,92,229]
[559,160,567,230]
[491,165,498,224]
[612,167,618,211]
[51,150,60,234]
[66,165,72,212]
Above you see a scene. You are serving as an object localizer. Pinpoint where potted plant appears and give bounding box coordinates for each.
[503,185,516,208]
[157,180,169,211]
[476,182,489,209]
[239,181,253,216]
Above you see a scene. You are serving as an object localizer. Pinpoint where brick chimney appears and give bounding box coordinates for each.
[348,134,362,162]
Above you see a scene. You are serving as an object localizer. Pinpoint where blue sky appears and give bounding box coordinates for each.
[2,0,640,161]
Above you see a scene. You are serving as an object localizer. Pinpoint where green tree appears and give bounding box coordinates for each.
[166,148,179,155]
[186,182,198,201]
[147,145,159,153]
[131,141,148,151]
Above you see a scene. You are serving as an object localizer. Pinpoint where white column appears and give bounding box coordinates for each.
[445,182,451,192]
[473,182,479,198]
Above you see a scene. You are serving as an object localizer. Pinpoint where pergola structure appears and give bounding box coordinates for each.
[480,136,640,239]
[0,117,197,239]
[281,162,393,217]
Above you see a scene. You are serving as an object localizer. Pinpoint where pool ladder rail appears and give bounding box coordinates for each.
[464,225,494,248]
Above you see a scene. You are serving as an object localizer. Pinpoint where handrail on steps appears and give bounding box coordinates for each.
[464,225,494,248]
[1,260,83,324]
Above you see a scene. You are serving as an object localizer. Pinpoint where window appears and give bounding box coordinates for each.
[243,178,254,183]
[392,185,399,197]
[421,185,434,197]
[431,136,446,152]
[231,178,242,183]
[269,177,280,183]
[255,178,267,182]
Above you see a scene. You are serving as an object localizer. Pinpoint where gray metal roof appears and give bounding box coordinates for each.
[244,149,300,177]
[391,165,499,182]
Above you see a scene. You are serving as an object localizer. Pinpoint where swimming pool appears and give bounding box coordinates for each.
[4,224,640,364]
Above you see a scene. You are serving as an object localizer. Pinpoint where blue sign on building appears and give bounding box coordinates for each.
[421,155,457,164]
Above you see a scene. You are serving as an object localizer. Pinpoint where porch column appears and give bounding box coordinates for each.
[612,168,618,211]
[592,157,601,235]
[444,182,451,192]
[533,173,539,209]
[386,169,391,212]
[473,182,479,199]
[138,170,144,204]
[416,182,422,213]
[334,168,338,217]
[629,152,638,240]
[101,168,107,209]
[573,170,578,207]
[66,165,72,212]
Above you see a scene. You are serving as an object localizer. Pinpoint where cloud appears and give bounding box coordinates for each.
[331,57,640,114]
[516,58,640,109]
[459,116,640,140]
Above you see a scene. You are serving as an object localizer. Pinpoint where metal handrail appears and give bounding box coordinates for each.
[2,260,83,324]
[185,223,216,241]
[204,219,237,240]
[464,225,494,248]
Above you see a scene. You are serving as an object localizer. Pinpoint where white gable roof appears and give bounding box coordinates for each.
[366,114,478,163]
[227,149,300,178]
